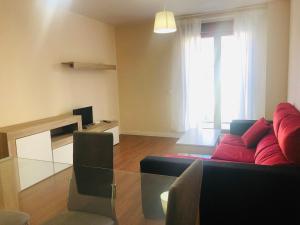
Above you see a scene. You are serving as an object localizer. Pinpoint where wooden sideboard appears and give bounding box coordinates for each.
[0,115,120,161]
[0,116,119,191]
[0,115,82,160]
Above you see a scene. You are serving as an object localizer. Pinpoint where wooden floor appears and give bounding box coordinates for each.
[114,135,178,172]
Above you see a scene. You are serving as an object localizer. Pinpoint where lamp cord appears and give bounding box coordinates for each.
[163,0,168,11]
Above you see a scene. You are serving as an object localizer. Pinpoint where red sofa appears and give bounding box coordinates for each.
[140,103,300,225]
[212,102,300,165]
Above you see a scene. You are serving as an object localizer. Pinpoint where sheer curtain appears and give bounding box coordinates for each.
[174,9,267,132]
[176,18,215,131]
[232,9,267,120]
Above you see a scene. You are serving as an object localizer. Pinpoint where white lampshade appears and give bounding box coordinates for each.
[154,11,177,34]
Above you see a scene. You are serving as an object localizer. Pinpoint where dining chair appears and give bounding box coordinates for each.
[0,210,30,225]
[73,132,113,169]
[73,132,114,200]
[165,160,203,225]
[47,130,117,225]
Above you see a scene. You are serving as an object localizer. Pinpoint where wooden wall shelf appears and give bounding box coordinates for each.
[62,62,116,70]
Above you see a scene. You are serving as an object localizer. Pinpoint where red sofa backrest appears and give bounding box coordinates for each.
[274,103,300,163]
[273,103,300,137]
[255,130,290,165]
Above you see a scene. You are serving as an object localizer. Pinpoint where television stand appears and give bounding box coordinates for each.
[83,123,96,129]
[83,120,119,145]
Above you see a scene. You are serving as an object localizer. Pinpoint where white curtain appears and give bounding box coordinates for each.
[233,9,267,120]
[173,9,267,132]
[176,17,215,131]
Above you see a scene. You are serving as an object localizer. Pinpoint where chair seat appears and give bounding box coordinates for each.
[42,211,115,225]
[0,210,30,225]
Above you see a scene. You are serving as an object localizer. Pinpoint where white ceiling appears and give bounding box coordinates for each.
[62,0,273,25]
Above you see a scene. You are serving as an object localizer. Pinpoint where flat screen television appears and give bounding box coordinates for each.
[73,106,94,127]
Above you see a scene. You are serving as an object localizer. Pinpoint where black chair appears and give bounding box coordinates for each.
[73,131,115,200]
[73,132,113,169]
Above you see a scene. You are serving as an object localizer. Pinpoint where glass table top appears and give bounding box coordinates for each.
[0,157,176,225]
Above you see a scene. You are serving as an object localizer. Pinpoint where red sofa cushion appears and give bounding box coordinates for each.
[255,132,290,166]
[277,114,300,163]
[241,118,271,148]
[212,144,255,163]
[220,134,245,146]
[273,103,300,138]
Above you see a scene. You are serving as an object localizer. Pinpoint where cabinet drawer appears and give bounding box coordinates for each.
[104,126,119,145]
[16,131,53,161]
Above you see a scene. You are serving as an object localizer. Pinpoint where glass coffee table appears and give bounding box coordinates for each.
[0,157,176,225]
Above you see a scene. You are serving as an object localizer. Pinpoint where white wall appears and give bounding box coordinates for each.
[288,0,300,108]
[0,0,119,127]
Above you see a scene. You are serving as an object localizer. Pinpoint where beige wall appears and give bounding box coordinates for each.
[0,0,119,127]
[116,23,180,136]
[288,0,300,108]
[265,0,290,119]
[116,0,290,136]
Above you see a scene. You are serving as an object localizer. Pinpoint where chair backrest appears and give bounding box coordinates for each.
[166,160,203,225]
[73,132,113,168]
[73,165,114,198]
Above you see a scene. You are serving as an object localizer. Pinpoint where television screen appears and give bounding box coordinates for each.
[73,106,93,127]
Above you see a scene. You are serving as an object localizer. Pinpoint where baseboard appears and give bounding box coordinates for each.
[120,130,182,138]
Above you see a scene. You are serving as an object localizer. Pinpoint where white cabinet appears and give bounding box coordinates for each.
[16,131,53,162]
[53,143,73,164]
[104,126,119,145]
[53,143,73,174]
[13,120,119,191]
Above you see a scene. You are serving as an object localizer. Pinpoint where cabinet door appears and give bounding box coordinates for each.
[53,143,73,174]
[53,143,73,164]
[104,126,119,145]
[16,131,53,162]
